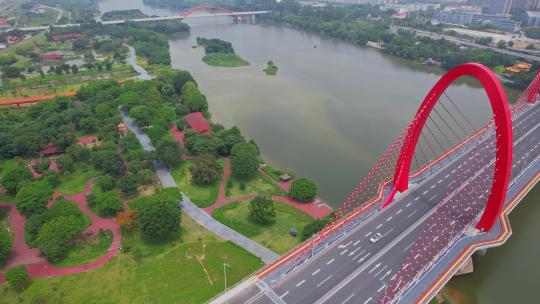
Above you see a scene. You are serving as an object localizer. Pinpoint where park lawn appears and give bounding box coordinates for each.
[212,201,313,254]
[262,164,284,182]
[202,53,250,67]
[170,159,223,208]
[52,230,113,268]
[57,165,101,195]
[0,213,263,304]
[226,172,286,198]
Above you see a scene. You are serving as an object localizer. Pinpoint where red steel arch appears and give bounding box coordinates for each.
[391,63,513,232]
[180,5,233,17]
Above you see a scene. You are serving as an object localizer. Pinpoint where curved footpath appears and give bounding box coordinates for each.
[0,179,121,284]
[121,110,282,264]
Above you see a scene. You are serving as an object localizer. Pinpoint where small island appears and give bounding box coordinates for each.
[101,9,148,21]
[263,60,278,75]
[197,37,250,67]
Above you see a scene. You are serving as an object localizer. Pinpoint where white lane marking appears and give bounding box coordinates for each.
[407,210,417,218]
[312,269,320,276]
[316,274,333,287]
[380,269,392,280]
[338,241,351,248]
[296,280,305,287]
[406,202,412,207]
[352,249,366,260]
[383,228,394,237]
[353,240,361,246]
[368,263,381,274]
[358,252,371,263]
[438,179,443,183]
[340,249,348,255]
[422,190,428,195]
[364,297,373,304]
[429,194,438,202]
[377,284,386,293]
[403,242,414,252]
[365,232,372,237]
[430,184,436,189]
[445,174,449,178]
[327,258,335,265]
[414,196,420,201]
[280,291,289,298]
[386,216,393,222]
[376,224,383,229]
[452,169,456,173]
[396,209,403,214]
[374,265,388,277]
[342,293,355,304]
[348,247,363,257]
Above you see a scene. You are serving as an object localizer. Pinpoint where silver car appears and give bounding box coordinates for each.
[370,232,382,243]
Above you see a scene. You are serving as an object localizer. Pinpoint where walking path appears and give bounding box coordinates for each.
[0,180,121,281]
[203,158,332,219]
[121,109,281,264]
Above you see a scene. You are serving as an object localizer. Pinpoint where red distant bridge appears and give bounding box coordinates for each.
[211,63,540,304]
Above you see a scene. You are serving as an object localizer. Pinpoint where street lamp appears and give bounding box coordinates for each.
[223,262,231,291]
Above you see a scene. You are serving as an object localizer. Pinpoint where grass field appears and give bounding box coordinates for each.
[170,160,223,208]
[56,165,101,195]
[202,53,250,67]
[0,213,263,304]
[226,172,286,198]
[52,230,113,268]
[212,201,312,254]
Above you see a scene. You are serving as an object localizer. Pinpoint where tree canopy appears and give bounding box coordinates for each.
[230,141,260,179]
[249,196,276,225]
[289,178,318,202]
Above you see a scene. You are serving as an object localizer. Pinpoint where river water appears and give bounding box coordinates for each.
[98,1,537,302]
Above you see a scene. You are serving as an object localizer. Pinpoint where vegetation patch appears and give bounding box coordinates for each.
[212,201,313,254]
[51,229,113,268]
[171,160,222,208]
[197,37,249,67]
[226,172,286,198]
[0,214,264,304]
[56,165,100,195]
[263,60,278,75]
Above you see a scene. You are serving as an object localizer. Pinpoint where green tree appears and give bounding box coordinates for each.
[92,150,125,177]
[172,70,196,94]
[230,141,259,179]
[289,177,318,202]
[181,81,208,112]
[1,166,32,194]
[302,217,331,240]
[96,175,115,191]
[5,266,28,291]
[0,222,12,266]
[189,154,221,184]
[249,196,276,225]
[15,180,54,216]
[137,201,181,239]
[137,169,155,185]
[157,140,181,168]
[66,144,90,161]
[95,191,123,217]
[118,175,139,196]
[56,154,75,172]
[497,40,507,49]
[35,215,85,261]
[43,170,60,187]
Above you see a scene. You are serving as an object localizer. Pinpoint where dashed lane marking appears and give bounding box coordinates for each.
[312,269,320,276]
[296,280,305,287]
[280,291,289,298]
[327,258,335,265]
[316,274,333,288]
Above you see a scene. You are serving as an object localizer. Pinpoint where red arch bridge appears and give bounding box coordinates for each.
[210,63,540,304]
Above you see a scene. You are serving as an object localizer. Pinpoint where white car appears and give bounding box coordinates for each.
[370,232,382,244]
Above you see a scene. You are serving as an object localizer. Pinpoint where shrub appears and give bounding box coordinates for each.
[0,223,12,266]
[289,178,318,202]
[249,197,276,225]
[42,170,60,187]
[95,191,123,217]
[5,266,28,291]
[118,175,139,196]
[56,154,75,172]
[96,175,115,192]
[34,216,86,261]
[33,160,50,174]
[1,166,32,194]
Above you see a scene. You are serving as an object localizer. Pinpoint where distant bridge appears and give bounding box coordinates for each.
[13,6,271,31]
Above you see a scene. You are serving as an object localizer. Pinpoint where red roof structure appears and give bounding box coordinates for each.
[0,18,10,28]
[77,136,99,145]
[39,54,63,60]
[185,112,211,133]
[52,34,83,42]
[41,145,61,157]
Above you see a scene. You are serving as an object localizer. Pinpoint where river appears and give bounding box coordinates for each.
[98,1,538,303]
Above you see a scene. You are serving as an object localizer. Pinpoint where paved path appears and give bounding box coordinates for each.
[121,109,280,264]
[0,180,121,281]
[203,158,332,219]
